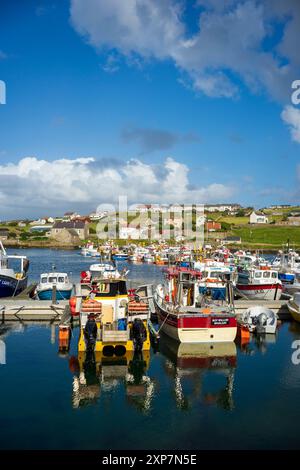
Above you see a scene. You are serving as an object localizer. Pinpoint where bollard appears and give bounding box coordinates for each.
[52,285,57,304]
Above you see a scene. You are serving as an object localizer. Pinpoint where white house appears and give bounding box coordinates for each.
[250,211,268,224]
[89,211,108,221]
[205,204,241,213]
[29,218,47,226]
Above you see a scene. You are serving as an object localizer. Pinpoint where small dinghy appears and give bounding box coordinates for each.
[240,306,277,334]
[287,293,300,323]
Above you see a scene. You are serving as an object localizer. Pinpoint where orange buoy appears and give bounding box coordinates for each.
[237,323,250,345]
[69,296,79,317]
[58,325,70,351]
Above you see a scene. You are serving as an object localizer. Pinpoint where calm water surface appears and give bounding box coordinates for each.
[0,249,300,449]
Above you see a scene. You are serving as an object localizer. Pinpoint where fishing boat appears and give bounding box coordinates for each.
[144,253,155,264]
[154,267,237,343]
[278,271,295,284]
[195,264,234,300]
[81,242,99,257]
[89,263,120,278]
[128,247,149,263]
[112,251,128,261]
[0,241,29,298]
[236,267,282,300]
[281,274,300,298]
[36,272,73,300]
[272,249,300,275]
[287,293,300,322]
[78,268,151,354]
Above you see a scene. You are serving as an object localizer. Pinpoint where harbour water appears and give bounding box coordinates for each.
[1,249,300,450]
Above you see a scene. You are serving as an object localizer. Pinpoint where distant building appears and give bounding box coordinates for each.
[73,216,91,224]
[63,212,79,221]
[205,204,241,213]
[51,228,81,244]
[205,221,221,231]
[51,220,89,240]
[29,218,47,226]
[0,229,9,240]
[89,211,108,221]
[287,216,300,226]
[30,225,52,233]
[249,211,268,224]
[119,227,147,240]
[134,204,151,213]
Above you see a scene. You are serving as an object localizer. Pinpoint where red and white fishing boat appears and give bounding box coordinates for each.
[154,267,237,343]
[236,266,282,300]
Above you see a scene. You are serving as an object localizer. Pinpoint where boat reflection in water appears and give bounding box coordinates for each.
[69,350,154,412]
[237,331,278,356]
[160,336,237,411]
[0,323,26,365]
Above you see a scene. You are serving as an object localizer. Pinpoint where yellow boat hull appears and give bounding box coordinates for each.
[78,320,151,352]
[288,303,300,323]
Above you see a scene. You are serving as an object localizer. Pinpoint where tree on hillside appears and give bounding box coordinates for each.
[235,209,245,217]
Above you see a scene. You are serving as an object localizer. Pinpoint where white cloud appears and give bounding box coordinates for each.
[281,105,300,143]
[69,0,299,101]
[0,156,235,218]
[70,0,184,60]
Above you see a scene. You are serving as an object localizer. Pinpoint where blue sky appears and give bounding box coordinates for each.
[0,0,300,218]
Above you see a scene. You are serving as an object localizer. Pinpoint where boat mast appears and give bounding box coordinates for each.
[0,240,7,256]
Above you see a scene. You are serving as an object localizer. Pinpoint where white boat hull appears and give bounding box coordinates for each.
[156,302,237,344]
[236,284,282,300]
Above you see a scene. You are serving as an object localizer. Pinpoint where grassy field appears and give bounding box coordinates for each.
[207,214,285,225]
[263,206,300,214]
[231,225,300,246]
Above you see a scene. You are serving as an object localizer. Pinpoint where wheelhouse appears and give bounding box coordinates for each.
[92,279,128,298]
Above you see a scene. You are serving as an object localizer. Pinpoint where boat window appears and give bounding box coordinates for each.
[263,271,270,278]
[211,271,222,279]
[41,277,47,283]
[98,282,110,293]
[58,276,65,283]
[49,277,57,283]
[271,272,277,278]
[118,281,127,295]
[254,272,262,278]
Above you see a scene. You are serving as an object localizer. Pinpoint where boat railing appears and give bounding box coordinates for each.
[155,290,178,313]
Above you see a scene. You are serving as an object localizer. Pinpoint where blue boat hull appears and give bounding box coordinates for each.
[113,255,128,261]
[180,262,191,267]
[0,274,28,298]
[199,286,226,300]
[278,273,295,284]
[37,288,72,300]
